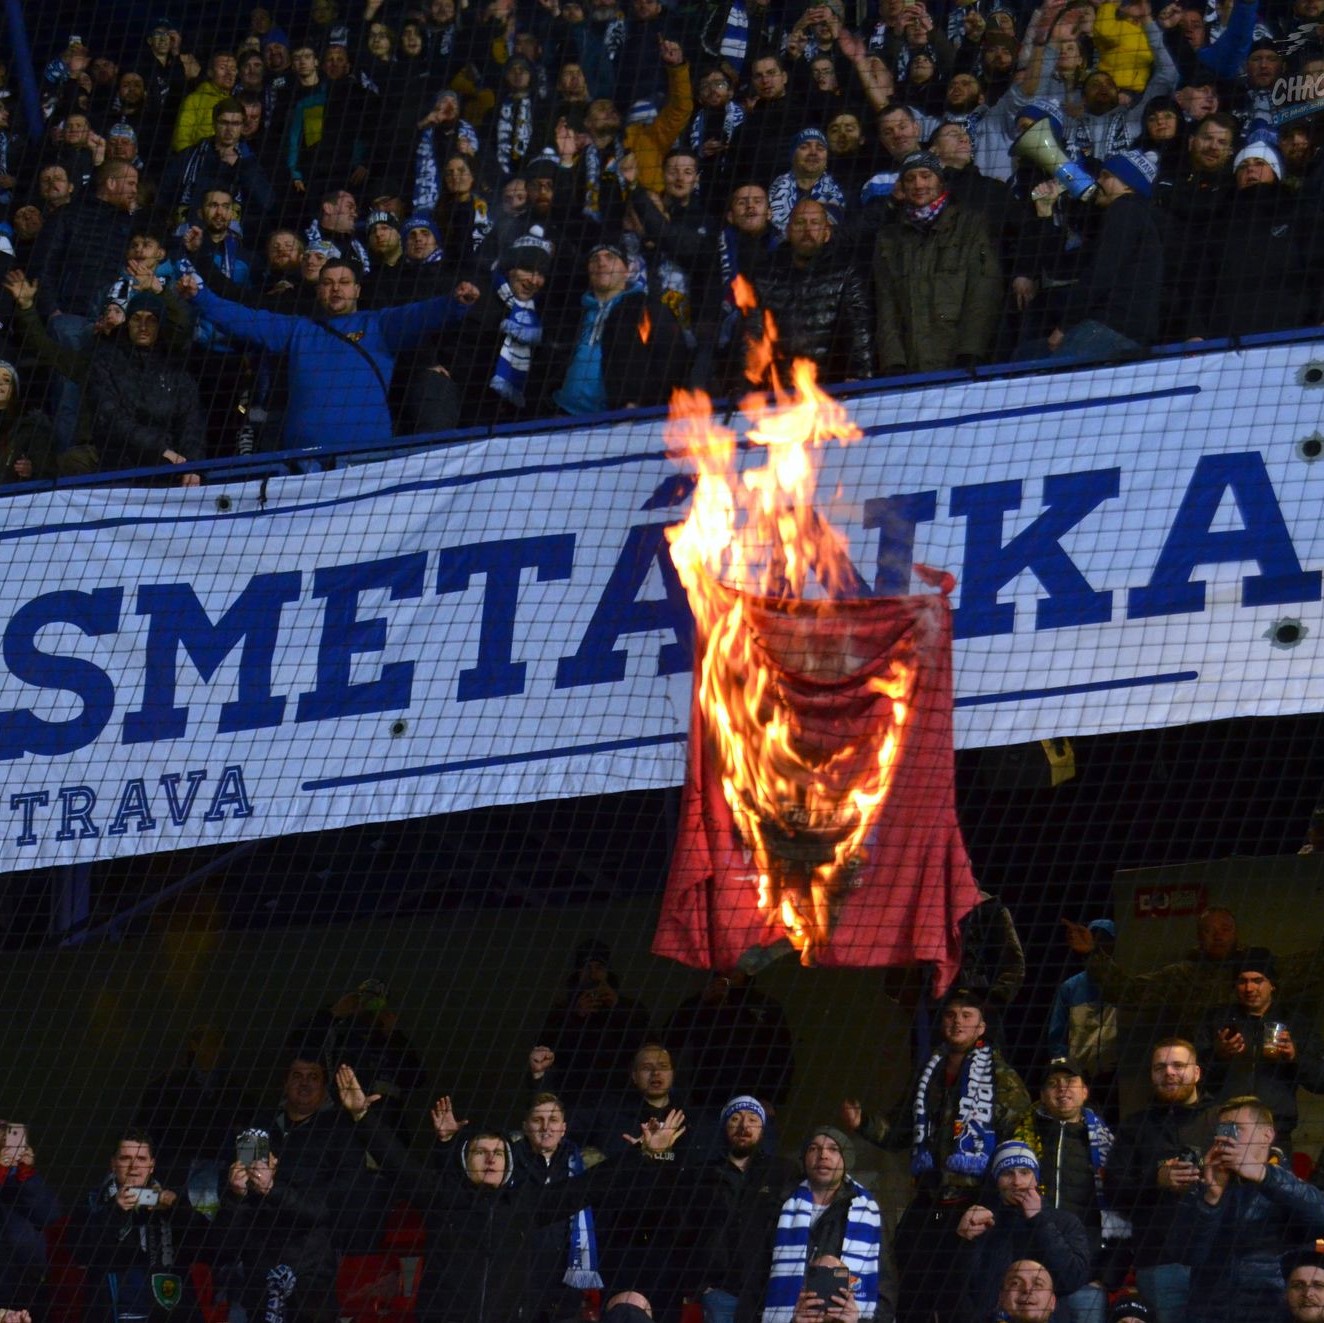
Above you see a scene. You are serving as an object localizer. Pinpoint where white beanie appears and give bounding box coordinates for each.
[1233,142,1282,179]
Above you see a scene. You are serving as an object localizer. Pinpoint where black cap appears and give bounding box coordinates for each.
[1107,1297,1155,1323]
[1250,35,1281,53]
[1040,1056,1088,1087]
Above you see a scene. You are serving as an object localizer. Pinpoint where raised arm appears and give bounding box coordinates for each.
[186,280,300,352]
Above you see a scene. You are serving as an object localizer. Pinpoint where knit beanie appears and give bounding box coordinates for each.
[990,1140,1040,1180]
[1101,148,1158,197]
[0,358,19,390]
[720,1095,768,1127]
[801,1125,855,1172]
[1233,142,1283,178]
[898,149,944,178]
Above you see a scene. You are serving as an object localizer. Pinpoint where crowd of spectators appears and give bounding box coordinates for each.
[6,915,1324,1323]
[0,0,1320,484]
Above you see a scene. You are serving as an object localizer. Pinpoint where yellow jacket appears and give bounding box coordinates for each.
[1093,3,1153,93]
[622,62,693,195]
[172,80,228,153]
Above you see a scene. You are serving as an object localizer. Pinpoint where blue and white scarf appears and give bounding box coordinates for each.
[720,0,751,70]
[688,101,745,153]
[495,95,535,178]
[563,1145,602,1289]
[489,272,542,408]
[764,1179,882,1323]
[768,171,846,233]
[304,219,371,274]
[911,1044,996,1178]
[412,120,482,211]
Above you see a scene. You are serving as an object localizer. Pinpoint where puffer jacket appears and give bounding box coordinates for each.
[873,201,1002,373]
[1165,1162,1324,1323]
[751,242,874,383]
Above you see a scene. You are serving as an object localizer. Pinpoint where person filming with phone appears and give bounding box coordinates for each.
[1164,1096,1324,1322]
[0,1121,60,1317]
[72,1130,206,1323]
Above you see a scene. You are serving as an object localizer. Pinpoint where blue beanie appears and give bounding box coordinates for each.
[1101,148,1158,198]
[1018,97,1065,145]
[401,215,443,244]
[792,126,828,156]
[261,26,291,49]
[991,1140,1040,1180]
[720,1095,768,1127]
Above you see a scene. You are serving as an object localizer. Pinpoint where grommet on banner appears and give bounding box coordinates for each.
[1266,618,1307,648]
[1299,434,1324,461]
[215,494,233,512]
[390,719,408,736]
[1298,362,1324,386]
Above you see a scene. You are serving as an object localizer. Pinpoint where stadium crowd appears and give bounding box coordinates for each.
[0,0,1321,482]
[5,913,1324,1323]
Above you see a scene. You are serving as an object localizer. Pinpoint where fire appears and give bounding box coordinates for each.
[639,307,652,345]
[665,323,918,965]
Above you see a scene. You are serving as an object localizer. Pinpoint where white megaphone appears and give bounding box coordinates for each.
[1011,119,1097,201]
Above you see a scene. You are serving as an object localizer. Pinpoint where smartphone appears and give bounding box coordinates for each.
[2,1122,27,1157]
[804,1265,851,1308]
[1216,1121,1240,1142]
[236,1130,271,1167]
[133,1187,161,1208]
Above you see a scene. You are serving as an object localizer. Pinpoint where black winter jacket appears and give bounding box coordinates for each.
[1165,1163,1324,1323]
[85,337,205,473]
[1032,1110,1104,1254]
[752,243,874,383]
[1194,1001,1324,1143]
[212,1105,365,1308]
[956,1202,1092,1323]
[355,1111,668,1323]
[1108,1098,1216,1267]
[1059,192,1163,346]
[31,194,137,321]
[1188,182,1324,339]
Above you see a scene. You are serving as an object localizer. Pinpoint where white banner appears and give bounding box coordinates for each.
[3,341,1323,869]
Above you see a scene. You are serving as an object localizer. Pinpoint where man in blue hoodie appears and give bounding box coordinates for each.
[178,261,476,451]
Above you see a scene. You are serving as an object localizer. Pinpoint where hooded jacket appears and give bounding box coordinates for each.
[354,1111,667,1323]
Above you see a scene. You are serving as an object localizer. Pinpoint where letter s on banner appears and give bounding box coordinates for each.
[0,588,124,760]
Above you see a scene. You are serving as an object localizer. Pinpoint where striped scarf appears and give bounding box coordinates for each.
[495,95,535,178]
[688,101,745,153]
[768,171,846,232]
[563,1145,602,1288]
[720,0,751,69]
[911,1043,996,1177]
[764,1179,882,1323]
[489,272,542,408]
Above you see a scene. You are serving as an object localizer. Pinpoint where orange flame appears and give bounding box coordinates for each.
[639,307,652,345]
[666,338,917,965]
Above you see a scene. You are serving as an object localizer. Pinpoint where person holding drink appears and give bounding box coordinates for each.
[1194,949,1324,1150]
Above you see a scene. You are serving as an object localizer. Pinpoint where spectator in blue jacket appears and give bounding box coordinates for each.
[178,260,478,450]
